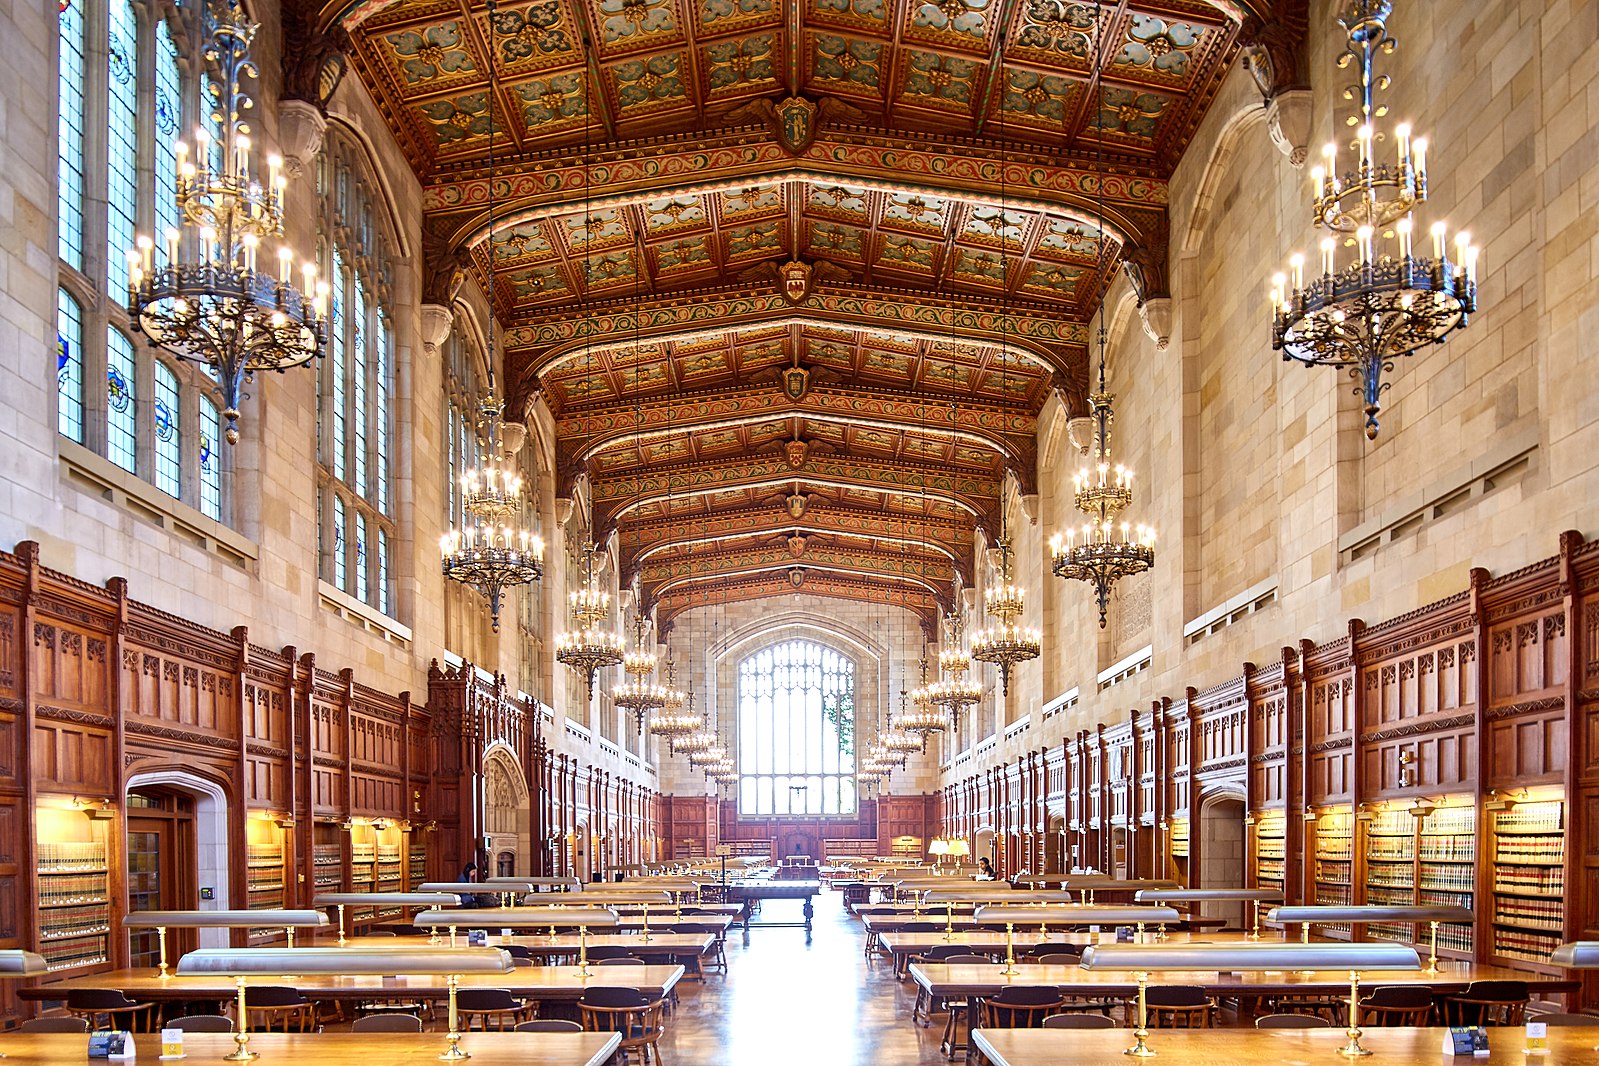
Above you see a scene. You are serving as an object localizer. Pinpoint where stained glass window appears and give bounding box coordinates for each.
[374,317,390,515]
[106,328,137,473]
[351,281,368,498]
[106,0,138,294]
[57,289,84,444]
[199,397,222,520]
[332,495,347,590]
[329,249,347,482]
[153,20,182,241]
[153,362,181,498]
[57,0,85,270]
[737,642,857,816]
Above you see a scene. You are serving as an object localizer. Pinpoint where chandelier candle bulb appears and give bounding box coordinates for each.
[1413,137,1427,183]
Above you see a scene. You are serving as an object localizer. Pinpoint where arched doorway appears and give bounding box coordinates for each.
[482,746,530,879]
[1198,791,1247,929]
[124,770,230,952]
[973,828,995,875]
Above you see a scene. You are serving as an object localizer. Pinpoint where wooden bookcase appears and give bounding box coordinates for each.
[34,809,111,973]
[408,838,428,889]
[1417,803,1475,957]
[1168,818,1191,886]
[245,817,286,943]
[1252,810,1286,895]
[1363,808,1416,943]
[1312,805,1353,907]
[1488,796,1566,966]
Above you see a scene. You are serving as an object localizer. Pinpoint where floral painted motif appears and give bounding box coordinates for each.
[487,2,571,63]
[614,53,686,108]
[883,193,948,231]
[507,264,570,299]
[1000,70,1076,122]
[806,222,864,258]
[1015,0,1094,58]
[493,223,554,261]
[1118,15,1203,78]
[600,0,677,43]
[656,237,714,271]
[515,73,588,130]
[904,50,979,105]
[707,34,777,92]
[813,35,881,88]
[646,197,708,231]
[701,0,774,25]
[1023,261,1083,295]
[1098,86,1168,139]
[385,22,474,83]
[417,93,495,144]
[814,0,887,25]
[910,0,988,39]
[727,222,783,257]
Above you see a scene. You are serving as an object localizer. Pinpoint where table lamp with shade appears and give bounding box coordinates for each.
[412,906,619,975]
[924,889,1076,941]
[312,892,462,944]
[1133,888,1285,939]
[121,910,331,978]
[970,904,1183,974]
[1078,940,1422,1057]
[418,880,541,907]
[1267,904,1473,973]
[0,952,49,1059]
[176,945,513,1061]
[928,837,950,874]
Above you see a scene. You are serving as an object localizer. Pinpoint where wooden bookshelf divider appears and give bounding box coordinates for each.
[1252,810,1286,896]
[1489,796,1566,966]
[36,839,111,972]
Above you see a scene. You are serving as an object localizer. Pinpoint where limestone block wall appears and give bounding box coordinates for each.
[949,0,1599,787]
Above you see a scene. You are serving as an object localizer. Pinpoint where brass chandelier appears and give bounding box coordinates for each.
[899,658,947,744]
[1048,356,1155,627]
[613,613,668,733]
[672,695,715,759]
[439,398,545,631]
[970,539,1041,695]
[931,613,982,730]
[646,659,699,753]
[555,543,624,699]
[1270,0,1477,440]
[126,0,325,444]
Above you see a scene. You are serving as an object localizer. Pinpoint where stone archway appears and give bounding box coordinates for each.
[1198,790,1247,929]
[124,770,230,948]
[482,745,530,879]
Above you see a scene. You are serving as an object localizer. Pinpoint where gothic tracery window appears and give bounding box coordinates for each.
[316,137,397,615]
[55,0,230,524]
[737,641,857,816]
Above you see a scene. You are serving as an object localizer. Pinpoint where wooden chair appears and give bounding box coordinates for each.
[1443,981,1528,1027]
[244,986,316,1033]
[588,946,644,961]
[455,987,536,1031]
[1538,1013,1599,1027]
[908,945,976,1026]
[351,1013,423,1033]
[675,922,727,975]
[166,1015,233,1033]
[1256,1013,1333,1029]
[977,985,1067,1029]
[18,1017,90,1033]
[516,1019,583,1033]
[1029,952,1082,966]
[1359,985,1435,1027]
[1043,1013,1115,1029]
[939,954,997,1061]
[579,987,666,1065]
[1144,985,1214,1029]
[64,989,158,1033]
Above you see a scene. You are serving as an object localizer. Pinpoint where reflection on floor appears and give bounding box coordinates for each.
[659,890,942,1066]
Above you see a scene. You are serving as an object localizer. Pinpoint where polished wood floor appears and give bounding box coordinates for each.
[659,890,940,1065]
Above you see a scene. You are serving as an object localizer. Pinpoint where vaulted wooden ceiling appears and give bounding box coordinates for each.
[326,0,1266,627]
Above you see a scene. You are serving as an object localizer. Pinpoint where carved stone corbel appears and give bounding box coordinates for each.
[1265,88,1312,167]
[420,303,454,354]
[276,100,326,180]
[1137,297,1174,352]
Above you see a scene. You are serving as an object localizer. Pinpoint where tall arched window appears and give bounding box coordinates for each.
[316,135,397,616]
[737,641,857,816]
[55,0,232,523]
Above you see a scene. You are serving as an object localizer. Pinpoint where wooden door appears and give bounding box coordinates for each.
[125,791,196,967]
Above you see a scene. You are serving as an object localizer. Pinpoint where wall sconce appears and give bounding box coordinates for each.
[1407,799,1437,820]
[274,815,296,830]
[339,819,356,832]
[73,797,115,819]
[372,818,394,831]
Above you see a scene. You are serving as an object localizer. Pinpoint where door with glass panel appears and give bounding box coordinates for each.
[126,790,196,967]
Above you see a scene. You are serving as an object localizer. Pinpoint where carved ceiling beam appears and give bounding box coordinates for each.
[620,508,971,575]
[508,290,1087,401]
[555,383,1034,467]
[639,539,955,594]
[654,570,943,633]
[424,141,1165,247]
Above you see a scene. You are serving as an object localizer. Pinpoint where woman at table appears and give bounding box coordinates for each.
[976,857,995,881]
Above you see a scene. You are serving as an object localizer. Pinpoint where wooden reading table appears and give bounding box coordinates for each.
[361,931,715,964]
[20,963,685,1008]
[912,961,1578,1064]
[972,1026,1599,1066]
[0,1031,621,1065]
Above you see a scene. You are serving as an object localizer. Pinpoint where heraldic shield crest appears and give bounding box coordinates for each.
[779,260,812,304]
[782,365,810,402]
[776,95,818,154]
